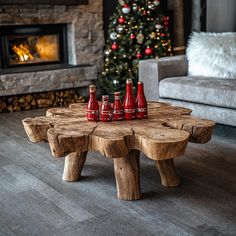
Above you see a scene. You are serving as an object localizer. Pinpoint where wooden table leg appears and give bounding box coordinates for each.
[114,150,141,200]
[62,152,87,182]
[155,159,181,187]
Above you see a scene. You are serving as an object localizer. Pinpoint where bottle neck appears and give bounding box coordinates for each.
[137,83,144,94]
[102,96,109,103]
[89,91,97,101]
[126,83,133,95]
[114,95,120,101]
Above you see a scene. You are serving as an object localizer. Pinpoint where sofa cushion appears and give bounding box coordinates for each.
[159,76,236,109]
[186,32,236,79]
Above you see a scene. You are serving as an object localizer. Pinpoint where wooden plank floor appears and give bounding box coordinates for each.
[0,109,236,236]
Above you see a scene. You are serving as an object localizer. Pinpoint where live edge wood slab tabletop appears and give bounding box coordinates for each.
[22,102,215,201]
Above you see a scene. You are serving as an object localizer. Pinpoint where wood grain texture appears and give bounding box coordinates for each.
[62,152,87,181]
[23,102,215,161]
[114,150,141,200]
[155,159,181,187]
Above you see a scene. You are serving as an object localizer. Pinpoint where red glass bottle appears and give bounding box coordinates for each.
[113,91,124,121]
[136,81,148,119]
[86,85,99,121]
[101,95,113,122]
[123,79,136,120]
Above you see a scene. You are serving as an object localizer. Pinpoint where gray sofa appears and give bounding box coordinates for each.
[139,55,236,127]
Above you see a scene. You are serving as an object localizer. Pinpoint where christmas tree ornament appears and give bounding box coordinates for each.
[155,23,162,30]
[116,24,124,33]
[136,82,148,119]
[137,33,144,44]
[113,91,124,121]
[87,85,99,121]
[130,33,136,39]
[145,46,153,55]
[123,79,136,120]
[110,32,118,40]
[153,0,160,6]
[122,4,131,14]
[111,42,119,50]
[163,16,170,27]
[118,0,125,5]
[136,52,142,59]
[118,16,125,24]
[101,95,113,122]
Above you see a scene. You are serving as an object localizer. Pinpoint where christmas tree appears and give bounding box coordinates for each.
[100,0,172,96]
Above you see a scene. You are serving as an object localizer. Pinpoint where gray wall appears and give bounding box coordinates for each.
[207,0,236,32]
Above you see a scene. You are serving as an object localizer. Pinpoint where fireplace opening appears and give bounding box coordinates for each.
[0,24,68,72]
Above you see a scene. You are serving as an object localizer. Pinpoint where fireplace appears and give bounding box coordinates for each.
[0,24,68,70]
[0,1,104,97]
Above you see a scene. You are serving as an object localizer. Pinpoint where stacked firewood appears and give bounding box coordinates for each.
[0,89,85,113]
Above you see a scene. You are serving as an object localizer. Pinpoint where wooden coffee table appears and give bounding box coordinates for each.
[23,102,215,200]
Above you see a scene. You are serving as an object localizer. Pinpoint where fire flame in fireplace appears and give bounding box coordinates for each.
[12,44,34,62]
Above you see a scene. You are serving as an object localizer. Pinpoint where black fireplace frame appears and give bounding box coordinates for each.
[0,24,68,70]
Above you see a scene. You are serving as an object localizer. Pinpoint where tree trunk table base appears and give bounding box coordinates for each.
[22,102,215,200]
[114,150,141,200]
[155,159,181,187]
[63,152,87,182]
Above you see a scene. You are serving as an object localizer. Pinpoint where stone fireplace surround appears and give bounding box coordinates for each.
[0,0,104,96]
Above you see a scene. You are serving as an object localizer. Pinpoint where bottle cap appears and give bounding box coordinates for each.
[126,79,132,84]
[138,81,143,84]
[102,95,109,102]
[114,91,120,95]
[89,84,96,92]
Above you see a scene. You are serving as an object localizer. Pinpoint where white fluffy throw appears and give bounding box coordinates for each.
[186,32,236,79]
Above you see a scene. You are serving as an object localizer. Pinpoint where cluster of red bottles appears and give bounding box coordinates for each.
[86,79,147,122]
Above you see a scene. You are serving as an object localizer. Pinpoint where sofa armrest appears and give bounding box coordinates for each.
[139,55,188,101]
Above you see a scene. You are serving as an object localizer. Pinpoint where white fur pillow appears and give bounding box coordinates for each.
[186,32,236,79]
